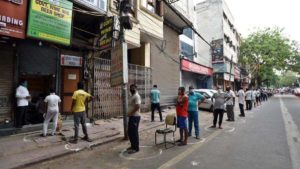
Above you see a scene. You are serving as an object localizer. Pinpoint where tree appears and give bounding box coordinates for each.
[240,27,299,87]
[279,71,298,87]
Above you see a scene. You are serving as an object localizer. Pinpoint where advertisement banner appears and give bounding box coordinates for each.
[211,39,224,63]
[27,0,73,45]
[111,42,128,87]
[0,0,28,39]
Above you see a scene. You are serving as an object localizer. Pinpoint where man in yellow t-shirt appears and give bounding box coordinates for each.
[70,82,93,144]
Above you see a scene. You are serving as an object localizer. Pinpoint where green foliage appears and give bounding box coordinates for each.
[240,27,300,86]
[278,71,298,87]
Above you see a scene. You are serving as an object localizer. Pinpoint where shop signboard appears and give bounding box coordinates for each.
[99,17,114,51]
[61,55,82,67]
[27,0,73,45]
[234,66,241,80]
[111,42,128,87]
[0,0,28,39]
[181,59,213,76]
[74,0,107,13]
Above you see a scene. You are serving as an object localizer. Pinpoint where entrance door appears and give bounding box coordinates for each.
[62,68,81,114]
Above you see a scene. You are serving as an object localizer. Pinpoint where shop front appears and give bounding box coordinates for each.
[181,59,213,89]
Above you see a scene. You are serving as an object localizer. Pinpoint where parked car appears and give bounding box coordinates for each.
[193,89,217,112]
[294,88,300,96]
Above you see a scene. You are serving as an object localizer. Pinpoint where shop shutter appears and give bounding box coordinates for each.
[0,46,14,121]
[18,41,58,75]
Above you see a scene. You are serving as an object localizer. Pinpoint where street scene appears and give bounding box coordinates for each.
[1,0,300,169]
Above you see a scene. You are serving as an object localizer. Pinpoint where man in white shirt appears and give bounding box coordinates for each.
[42,88,61,137]
[15,79,31,128]
[245,88,253,110]
[225,86,236,121]
[127,84,141,154]
[237,87,245,117]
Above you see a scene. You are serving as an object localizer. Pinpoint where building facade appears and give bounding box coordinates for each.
[195,0,241,90]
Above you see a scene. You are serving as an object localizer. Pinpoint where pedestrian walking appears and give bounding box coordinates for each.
[150,85,162,122]
[210,86,228,129]
[15,79,31,128]
[187,86,205,139]
[245,88,252,110]
[127,84,141,154]
[176,87,189,146]
[70,82,93,144]
[42,88,61,137]
[237,87,245,117]
[225,86,235,121]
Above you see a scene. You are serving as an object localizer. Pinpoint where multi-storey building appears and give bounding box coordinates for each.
[195,0,241,90]
[175,0,213,89]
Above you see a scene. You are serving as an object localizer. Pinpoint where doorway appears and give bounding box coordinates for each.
[20,75,55,124]
[61,67,81,114]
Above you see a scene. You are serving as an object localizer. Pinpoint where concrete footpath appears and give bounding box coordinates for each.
[0,105,245,169]
[0,109,177,169]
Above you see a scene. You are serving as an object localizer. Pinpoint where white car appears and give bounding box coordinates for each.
[193,89,217,112]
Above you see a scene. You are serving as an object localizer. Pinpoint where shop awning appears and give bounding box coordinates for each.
[181,59,213,76]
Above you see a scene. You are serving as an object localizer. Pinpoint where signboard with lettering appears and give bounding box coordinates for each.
[61,55,82,67]
[224,73,234,82]
[111,42,128,87]
[27,0,73,45]
[181,59,213,76]
[0,0,28,39]
[74,0,107,13]
[99,17,114,51]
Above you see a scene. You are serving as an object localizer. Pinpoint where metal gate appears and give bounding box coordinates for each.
[93,58,151,119]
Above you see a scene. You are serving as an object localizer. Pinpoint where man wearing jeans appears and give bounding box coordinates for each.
[187,86,204,139]
[150,85,162,122]
[15,79,31,128]
[127,84,141,154]
[71,82,93,144]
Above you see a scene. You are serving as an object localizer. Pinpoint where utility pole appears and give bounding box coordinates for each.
[117,0,132,140]
[229,55,233,89]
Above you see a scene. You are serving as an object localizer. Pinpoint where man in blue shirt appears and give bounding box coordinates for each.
[188,86,205,139]
[150,85,162,122]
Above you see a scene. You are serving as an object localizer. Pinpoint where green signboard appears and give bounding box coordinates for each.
[27,0,73,45]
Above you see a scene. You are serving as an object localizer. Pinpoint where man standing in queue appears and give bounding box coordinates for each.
[187,86,205,139]
[127,84,141,154]
[176,87,189,146]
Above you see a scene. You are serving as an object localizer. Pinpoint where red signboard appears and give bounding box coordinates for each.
[0,0,28,39]
[181,59,213,76]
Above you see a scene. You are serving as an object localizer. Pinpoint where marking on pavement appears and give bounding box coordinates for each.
[119,145,163,160]
[65,144,80,152]
[225,127,235,133]
[23,135,32,142]
[187,138,206,145]
[191,161,200,166]
[157,130,222,169]
[279,97,300,169]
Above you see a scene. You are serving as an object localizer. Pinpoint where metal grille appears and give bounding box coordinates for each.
[93,57,151,119]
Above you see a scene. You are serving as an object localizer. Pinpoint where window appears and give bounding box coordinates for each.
[183,28,193,39]
[144,0,163,16]
[180,41,194,60]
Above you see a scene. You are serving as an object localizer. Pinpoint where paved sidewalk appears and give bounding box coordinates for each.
[0,105,244,169]
[0,109,176,169]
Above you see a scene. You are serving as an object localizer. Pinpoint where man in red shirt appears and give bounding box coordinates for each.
[176,87,189,146]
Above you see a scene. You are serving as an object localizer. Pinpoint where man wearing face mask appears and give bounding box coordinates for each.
[15,79,31,128]
[225,86,236,121]
[210,86,229,129]
[187,86,205,139]
[127,84,141,154]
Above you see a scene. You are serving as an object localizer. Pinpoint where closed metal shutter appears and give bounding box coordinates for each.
[18,41,57,75]
[150,25,180,106]
[0,46,14,122]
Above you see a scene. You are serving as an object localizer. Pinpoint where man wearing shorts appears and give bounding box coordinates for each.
[176,87,189,146]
